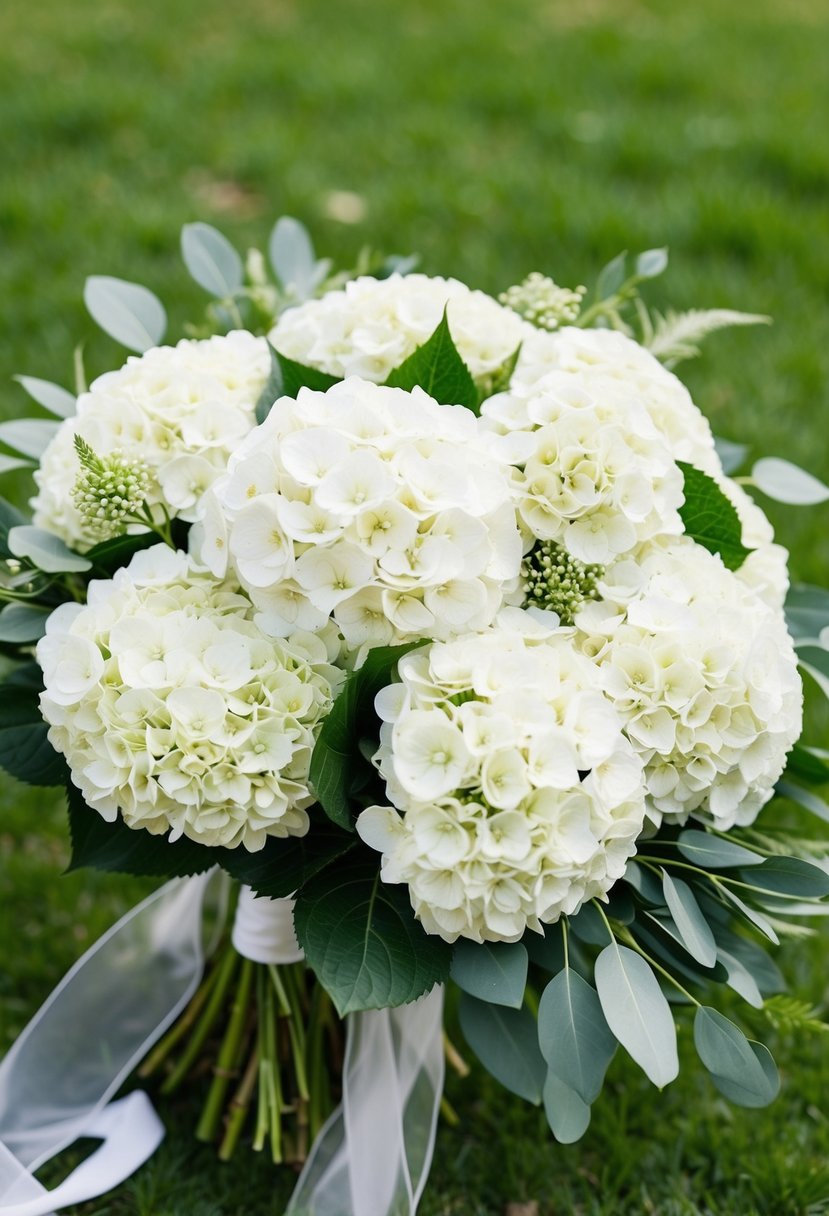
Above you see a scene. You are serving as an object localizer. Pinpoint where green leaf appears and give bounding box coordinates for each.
[716,949,763,1008]
[220,818,356,898]
[596,251,627,299]
[0,454,33,476]
[714,437,749,476]
[0,419,61,460]
[181,222,243,297]
[0,602,52,643]
[623,860,664,905]
[634,916,728,988]
[568,900,612,946]
[538,967,616,1104]
[523,925,565,973]
[737,857,829,900]
[677,462,752,571]
[84,275,167,352]
[694,1007,780,1108]
[751,457,829,506]
[635,247,668,279]
[785,584,829,641]
[294,853,451,1015]
[0,662,66,786]
[255,342,285,424]
[786,743,829,785]
[8,526,91,574]
[458,993,544,1104]
[661,870,717,968]
[594,942,679,1088]
[776,780,829,824]
[275,350,342,399]
[85,530,162,576]
[543,1071,591,1144]
[310,642,423,830]
[0,497,28,559]
[716,885,779,945]
[14,375,76,419]
[709,923,784,997]
[269,216,317,299]
[677,829,764,869]
[450,940,528,1009]
[385,310,479,412]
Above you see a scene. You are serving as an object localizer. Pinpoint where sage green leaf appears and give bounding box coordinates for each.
[269,216,316,299]
[785,584,829,640]
[636,916,727,988]
[568,900,612,946]
[776,780,829,824]
[84,275,167,352]
[0,602,52,643]
[677,829,764,869]
[14,375,76,419]
[786,743,829,785]
[543,1071,591,1144]
[709,923,784,997]
[752,457,829,506]
[450,940,528,1009]
[636,247,668,279]
[0,455,33,475]
[694,1006,780,1108]
[677,462,751,570]
[716,950,763,1008]
[181,222,243,297]
[8,526,91,574]
[737,856,829,899]
[714,437,749,475]
[385,310,478,412]
[0,497,27,558]
[596,251,627,298]
[458,993,544,1104]
[538,967,616,1103]
[0,419,61,460]
[623,860,664,905]
[523,926,565,973]
[0,663,66,786]
[594,943,679,1088]
[717,885,779,945]
[294,854,451,1015]
[661,870,717,968]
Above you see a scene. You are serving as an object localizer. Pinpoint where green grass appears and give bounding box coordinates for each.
[2,0,829,1211]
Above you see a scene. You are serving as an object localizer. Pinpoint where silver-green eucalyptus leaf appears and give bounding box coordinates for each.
[7,526,91,573]
[594,942,679,1088]
[661,870,717,968]
[694,1007,779,1108]
[84,275,167,352]
[751,457,829,506]
[181,222,244,297]
[450,940,528,1009]
[538,966,616,1103]
[0,602,52,643]
[0,420,61,460]
[14,375,77,419]
[543,1071,591,1144]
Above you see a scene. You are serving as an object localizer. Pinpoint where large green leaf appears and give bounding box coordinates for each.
[737,856,829,900]
[458,993,544,1104]
[310,642,422,830]
[538,967,616,1104]
[594,942,679,1088]
[786,743,829,785]
[661,870,717,968]
[450,940,528,1009]
[221,817,356,898]
[293,853,451,1015]
[543,1071,591,1144]
[677,462,751,571]
[0,663,66,787]
[85,530,161,575]
[694,1006,779,1108]
[384,310,479,412]
[276,351,341,399]
[677,829,764,869]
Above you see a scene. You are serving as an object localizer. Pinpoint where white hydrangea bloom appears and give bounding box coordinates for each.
[269,274,532,384]
[511,325,721,474]
[720,476,789,609]
[575,537,802,830]
[32,332,270,549]
[198,378,523,650]
[481,370,686,564]
[357,619,646,944]
[37,545,342,851]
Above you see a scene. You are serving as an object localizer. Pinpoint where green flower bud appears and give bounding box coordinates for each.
[499,272,586,332]
[72,436,152,539]
[521,539,604,625]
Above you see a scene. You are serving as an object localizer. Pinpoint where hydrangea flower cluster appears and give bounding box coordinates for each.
[482,369,686,564]
[499,273,586,331]
[357,618,647,943]
[269,274,532,385]
[33,331,270,549]
[37,546,341,850]
[575,537,802,829]
[199,378,523,649]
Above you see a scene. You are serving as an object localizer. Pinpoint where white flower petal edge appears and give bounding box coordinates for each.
[37,545,343,851]
[357,620,646,944]
[32,331,270,548]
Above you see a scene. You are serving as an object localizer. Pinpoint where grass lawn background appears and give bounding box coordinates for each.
[2,0,829,1211]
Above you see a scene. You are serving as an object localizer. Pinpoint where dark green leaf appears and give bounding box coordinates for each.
[677,830,764,869]
[786,743,829,785]
[716,885,779,945]
[255,342,285,424]
[0,497,27,559]
[543,1072,591,1144]
[677,462,752,571]
[219,816,356,897]
[384,310,479,412]
[568,901,612,946]
[623,861,664,905]
[294,853,451,1015]
[86,530,161,575]
[538,967,616,1104]
[0,663,66,786]
[275,350,341,399]
[450,940,528,1009]
[635,915,728,987]
[310,642,423,830]
[694,1006,779,1108]
[458,993,544,1104]
[737,856,829,900]
[523,924,565,973]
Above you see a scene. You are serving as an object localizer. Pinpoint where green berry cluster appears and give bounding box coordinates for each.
[499,272,586,331]
[521,539,604,625]
[72,435,152,539]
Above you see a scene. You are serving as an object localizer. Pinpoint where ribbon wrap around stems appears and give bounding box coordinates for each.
[0,879,444,1216]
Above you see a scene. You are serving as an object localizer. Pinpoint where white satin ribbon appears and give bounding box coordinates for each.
[0,879,445,1216]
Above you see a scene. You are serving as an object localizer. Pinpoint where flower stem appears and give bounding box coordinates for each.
[218,1042,260,1162]
[443,1031,470,1078]
[138,958,223,1078]
[161,946,239,1095]
[196,956,255,1142]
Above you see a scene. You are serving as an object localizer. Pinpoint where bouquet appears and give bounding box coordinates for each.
[2,217,829,1214]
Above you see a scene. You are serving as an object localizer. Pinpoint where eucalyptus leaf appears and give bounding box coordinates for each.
[717,885,779,945]
[450,940,528,1009]
[14,375,76,419]
[714,437,749,475]
[776,780,829,823]
[8,526,91,574]
[0,602,52,643]
[737,856,829,900]
[523,925,565,973]
[181,222,244,297]
[594,942,679,1088]
[543,1071,591,1144]
[385,311,479,412]
[0,455,34,476]
[694,1007,779,1108]
[538,967,616,1103]
[635,247,668,279]
[786,743,829,785]
[752,457,829,506]
[708,923,784,996]
[622,860,664,905]
[0,420,61,460]
[84,276,166,352]
[596,251,627,299]
[568,900,612,946]
[677,830,764,869]
[0,497,27,558]
[269,217,316,300]
[458,993,544,1104]
[677,462,751,570]
[635,916,728,988]
[716,950,763,1008]
[661,870,717,967]
[785,584,829,641]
